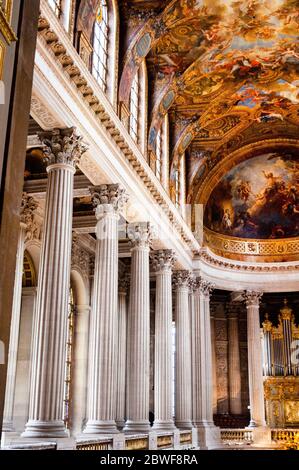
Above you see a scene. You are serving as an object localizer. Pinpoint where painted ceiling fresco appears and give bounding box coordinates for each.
[204,152,299,239]
[119,0,299,243]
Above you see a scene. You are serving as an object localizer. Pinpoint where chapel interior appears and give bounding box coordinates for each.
[0,0,299,451]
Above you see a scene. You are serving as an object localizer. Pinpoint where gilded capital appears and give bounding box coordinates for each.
[39,127,87,168]
[127,222,153,249]
[90,184,128,217]
[244,291,263,307]
[172,270,192,289]
[151,249,176,273]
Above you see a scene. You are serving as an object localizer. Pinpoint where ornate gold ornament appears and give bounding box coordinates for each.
[0,0,17,45]
[204,227,299,262]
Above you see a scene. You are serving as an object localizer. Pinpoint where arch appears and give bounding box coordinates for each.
[25,240,41,281]
[194,139,299,207]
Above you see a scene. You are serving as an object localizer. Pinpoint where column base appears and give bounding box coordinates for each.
[123,420,151,433]
[22,420,68,438]
[152,419,176,431]
[193,423,221,450]
[2,420,14,432]
[175,420,193,430]
[83,420,119,435]
[251,426,272,448]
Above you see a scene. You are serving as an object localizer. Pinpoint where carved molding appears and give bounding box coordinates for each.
[71,235,90,276]
[30,95,62,130]
[21,194,42,242]
[200,248,299,272]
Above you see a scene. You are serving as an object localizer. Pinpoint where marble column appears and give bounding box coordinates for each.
[23,128,87,437]
[210,306,218,415]
[84,184,127,434]
[151,249,176,431]
[124,222,152,433]
[116,274,130,429]
[173,271,192,429]
[3,195,37,431]
[192,278,220,449]
[245,291,266,428]
[227,306,242,415]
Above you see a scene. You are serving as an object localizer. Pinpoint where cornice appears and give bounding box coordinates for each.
[37,0,199,256]
[199,248,299,273]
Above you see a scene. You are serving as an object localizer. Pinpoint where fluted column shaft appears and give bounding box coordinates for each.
[228,309,242,415]
[3,222,26,431]
[173,271,192,429]
[245,291,266,427]
[124,222,152,432]
[24,164,75,437]
[116,277,129,428]
[84,184,127,434]
[192,281,214,425]
[23,128,86,438]
[210,310,218,415]
[152,250,176,431]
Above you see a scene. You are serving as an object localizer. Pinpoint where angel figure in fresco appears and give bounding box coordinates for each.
[222,209,232,232]
[236,180,252,201]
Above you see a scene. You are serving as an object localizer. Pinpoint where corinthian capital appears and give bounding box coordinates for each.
[244,291,263,307]
[39,127,87,168]
[90,184,128,216]
[195,277,215,298]
[151,249,176,273]
[172,270,191,289]
[127,222,153,249]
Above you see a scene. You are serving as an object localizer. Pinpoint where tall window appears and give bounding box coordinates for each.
[129,72,139,142]
[48,0,62,17]
[174,168,180,209]
[92,0,109,91]
[155,129,162,181]
[63,287,76,428]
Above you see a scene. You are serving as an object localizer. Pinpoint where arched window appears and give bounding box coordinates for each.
[92,0,109,92]
[129,72,139,142]
[155,128,162,181]
[174,168,180,209]
[48,0,62,17]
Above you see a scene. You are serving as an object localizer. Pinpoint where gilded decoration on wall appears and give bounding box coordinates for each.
[264,377,299,428]
[0,0,17,45]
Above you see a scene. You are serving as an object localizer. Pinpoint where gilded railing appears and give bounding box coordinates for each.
[271,429,299,443]
[180,431,192,445]
[157,434,173,449]
[221,429,253,443]
[125,436,149,450]
[205,227,299,262]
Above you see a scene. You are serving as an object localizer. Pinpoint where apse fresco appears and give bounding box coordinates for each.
[204,153,299,239]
